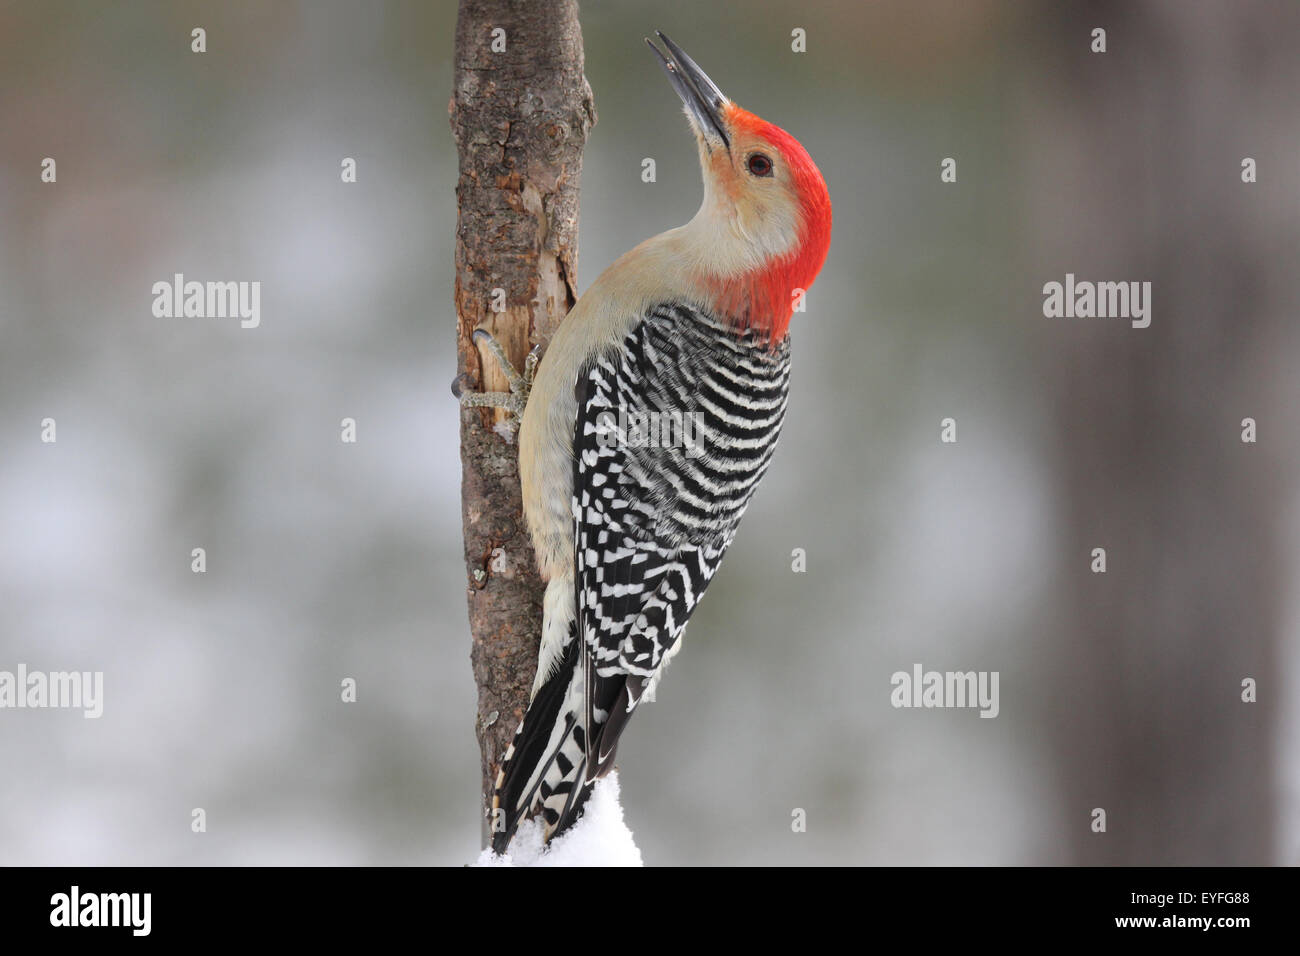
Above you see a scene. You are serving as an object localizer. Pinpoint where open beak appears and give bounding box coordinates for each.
[646,31,730,151]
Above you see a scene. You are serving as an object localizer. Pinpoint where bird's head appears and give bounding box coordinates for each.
[647,32,832,344]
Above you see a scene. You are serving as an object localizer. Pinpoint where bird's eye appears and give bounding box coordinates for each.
[746,153,773,177]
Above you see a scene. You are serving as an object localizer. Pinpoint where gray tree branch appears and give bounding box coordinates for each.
[449,0,595,838]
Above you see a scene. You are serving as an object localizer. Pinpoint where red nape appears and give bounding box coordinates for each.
[708,106,833,346]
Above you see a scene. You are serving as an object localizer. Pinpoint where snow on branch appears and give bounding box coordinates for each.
[474,773,642,867]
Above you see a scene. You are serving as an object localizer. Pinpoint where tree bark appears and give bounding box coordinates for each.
[450,0,595,837]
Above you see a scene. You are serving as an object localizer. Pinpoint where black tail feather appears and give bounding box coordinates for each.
[491,635,585,854]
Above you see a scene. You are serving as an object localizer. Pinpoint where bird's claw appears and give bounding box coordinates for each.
[450,372,473,400]
[456,327,539,434]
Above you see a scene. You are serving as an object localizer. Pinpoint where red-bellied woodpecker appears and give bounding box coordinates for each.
[459,31,832,854]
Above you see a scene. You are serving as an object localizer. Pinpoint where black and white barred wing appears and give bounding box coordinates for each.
[574,302,792,778]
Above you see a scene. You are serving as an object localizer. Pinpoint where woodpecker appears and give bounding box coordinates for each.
[459,32,832,854]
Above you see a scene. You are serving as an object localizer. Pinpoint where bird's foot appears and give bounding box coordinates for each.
[452,328,541,436]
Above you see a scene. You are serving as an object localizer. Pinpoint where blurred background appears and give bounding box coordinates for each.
[0,0,1295,865]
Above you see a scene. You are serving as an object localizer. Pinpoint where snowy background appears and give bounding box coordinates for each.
[0,0,1296,865]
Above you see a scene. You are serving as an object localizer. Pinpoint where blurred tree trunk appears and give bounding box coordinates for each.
[449,0,595,838]
[1026,1,1298,863]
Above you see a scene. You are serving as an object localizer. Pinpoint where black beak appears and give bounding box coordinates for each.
[645,31,730,151]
